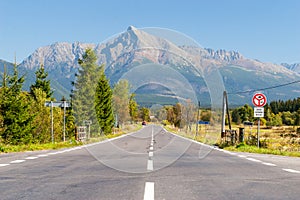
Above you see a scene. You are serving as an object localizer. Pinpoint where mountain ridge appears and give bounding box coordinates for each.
[1,26,300,105]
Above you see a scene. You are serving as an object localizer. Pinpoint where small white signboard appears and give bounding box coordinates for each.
[254,107,264,117]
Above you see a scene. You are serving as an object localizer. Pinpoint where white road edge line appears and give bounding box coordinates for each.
[144,182,154,200]
[37,154,48,157]
[282,168,300,174]
[48,152,59,155]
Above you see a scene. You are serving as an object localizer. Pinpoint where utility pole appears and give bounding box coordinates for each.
[221,91,227,135]
[196,101,200,136]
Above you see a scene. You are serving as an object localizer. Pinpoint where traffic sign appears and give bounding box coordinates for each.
[252,93,267,107]
[198,121,210,125]
[254,107,264,117]
[45,101,71,108]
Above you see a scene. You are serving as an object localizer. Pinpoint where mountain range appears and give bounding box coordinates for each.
[1,26,300,106]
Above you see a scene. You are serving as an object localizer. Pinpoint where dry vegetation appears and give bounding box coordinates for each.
[166,123,300,157]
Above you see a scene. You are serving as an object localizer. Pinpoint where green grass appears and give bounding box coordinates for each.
[0,140,82,153]
[0,124,142,153]
[224,143,300,157]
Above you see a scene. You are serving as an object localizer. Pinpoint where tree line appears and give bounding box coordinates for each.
[231,98,300,126]
[0,49,149,145]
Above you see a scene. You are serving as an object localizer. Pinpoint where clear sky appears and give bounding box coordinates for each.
[0,0,299,64]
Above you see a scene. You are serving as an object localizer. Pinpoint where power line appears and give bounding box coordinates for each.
[227,80,300,95]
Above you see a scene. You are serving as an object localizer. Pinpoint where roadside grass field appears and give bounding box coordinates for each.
[166,124,300,157]
[0,124,142,153]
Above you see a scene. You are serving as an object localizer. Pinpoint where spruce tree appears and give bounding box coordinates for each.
[72,48,102,135]
[95,69,114,134]
[0,62,35,144]
[30,64,52,99]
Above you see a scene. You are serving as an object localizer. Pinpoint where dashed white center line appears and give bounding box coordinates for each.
[149,152,153,157]
[10,160,25,164]
[238,155,247,158]
[282,168,300,174]
[246,158,262,163]
[149,146,154,151]
[147,159,153,171]
[0,164,10,167]
[26,156,38,160]
[144,182,154,200]
[262,162,277,166]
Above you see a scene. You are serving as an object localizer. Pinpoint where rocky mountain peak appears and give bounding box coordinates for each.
[127,25,137,32]
[21,42,95,70]
[281,63,300,73]
[205,48,243,62]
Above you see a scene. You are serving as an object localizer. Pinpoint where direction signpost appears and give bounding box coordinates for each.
[252,93,267,148]
[45,101,71,143]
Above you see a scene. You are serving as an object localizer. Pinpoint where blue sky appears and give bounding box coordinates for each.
[0,0,299,64]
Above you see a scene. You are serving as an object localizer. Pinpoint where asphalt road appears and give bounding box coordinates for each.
[0,125,300,200]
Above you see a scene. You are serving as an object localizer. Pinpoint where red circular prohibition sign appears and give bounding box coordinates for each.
[252,93,267,107]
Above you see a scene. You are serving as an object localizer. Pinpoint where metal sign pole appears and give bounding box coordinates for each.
[257,118,260,148]
[63,101,66,142]
[51,101,54,144]
[45,101,71,143]
[252,93,267,149]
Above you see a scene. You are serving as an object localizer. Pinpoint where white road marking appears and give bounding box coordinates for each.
[147,159,153,171]
[0,164,10,167]
[10,160,25,164]
[149,146,154,151]
[149,152,154,157]
[225,152,237,155]
[238,155,247,158]
[48,152,59,155]
[37,154,48,157]
[246,158,262,163]
[26,156,38,160]
[262,162,277,166]
[282,168,300,174]
[144,182,154,200]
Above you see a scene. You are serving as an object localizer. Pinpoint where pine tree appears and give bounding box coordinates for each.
[30,64,52,99]
[72,48,102,135]
[95,69,114,134]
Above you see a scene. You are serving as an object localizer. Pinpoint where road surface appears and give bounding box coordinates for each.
[0,125,300,199]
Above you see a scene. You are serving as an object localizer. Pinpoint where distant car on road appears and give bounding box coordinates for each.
[142,121,146,126]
